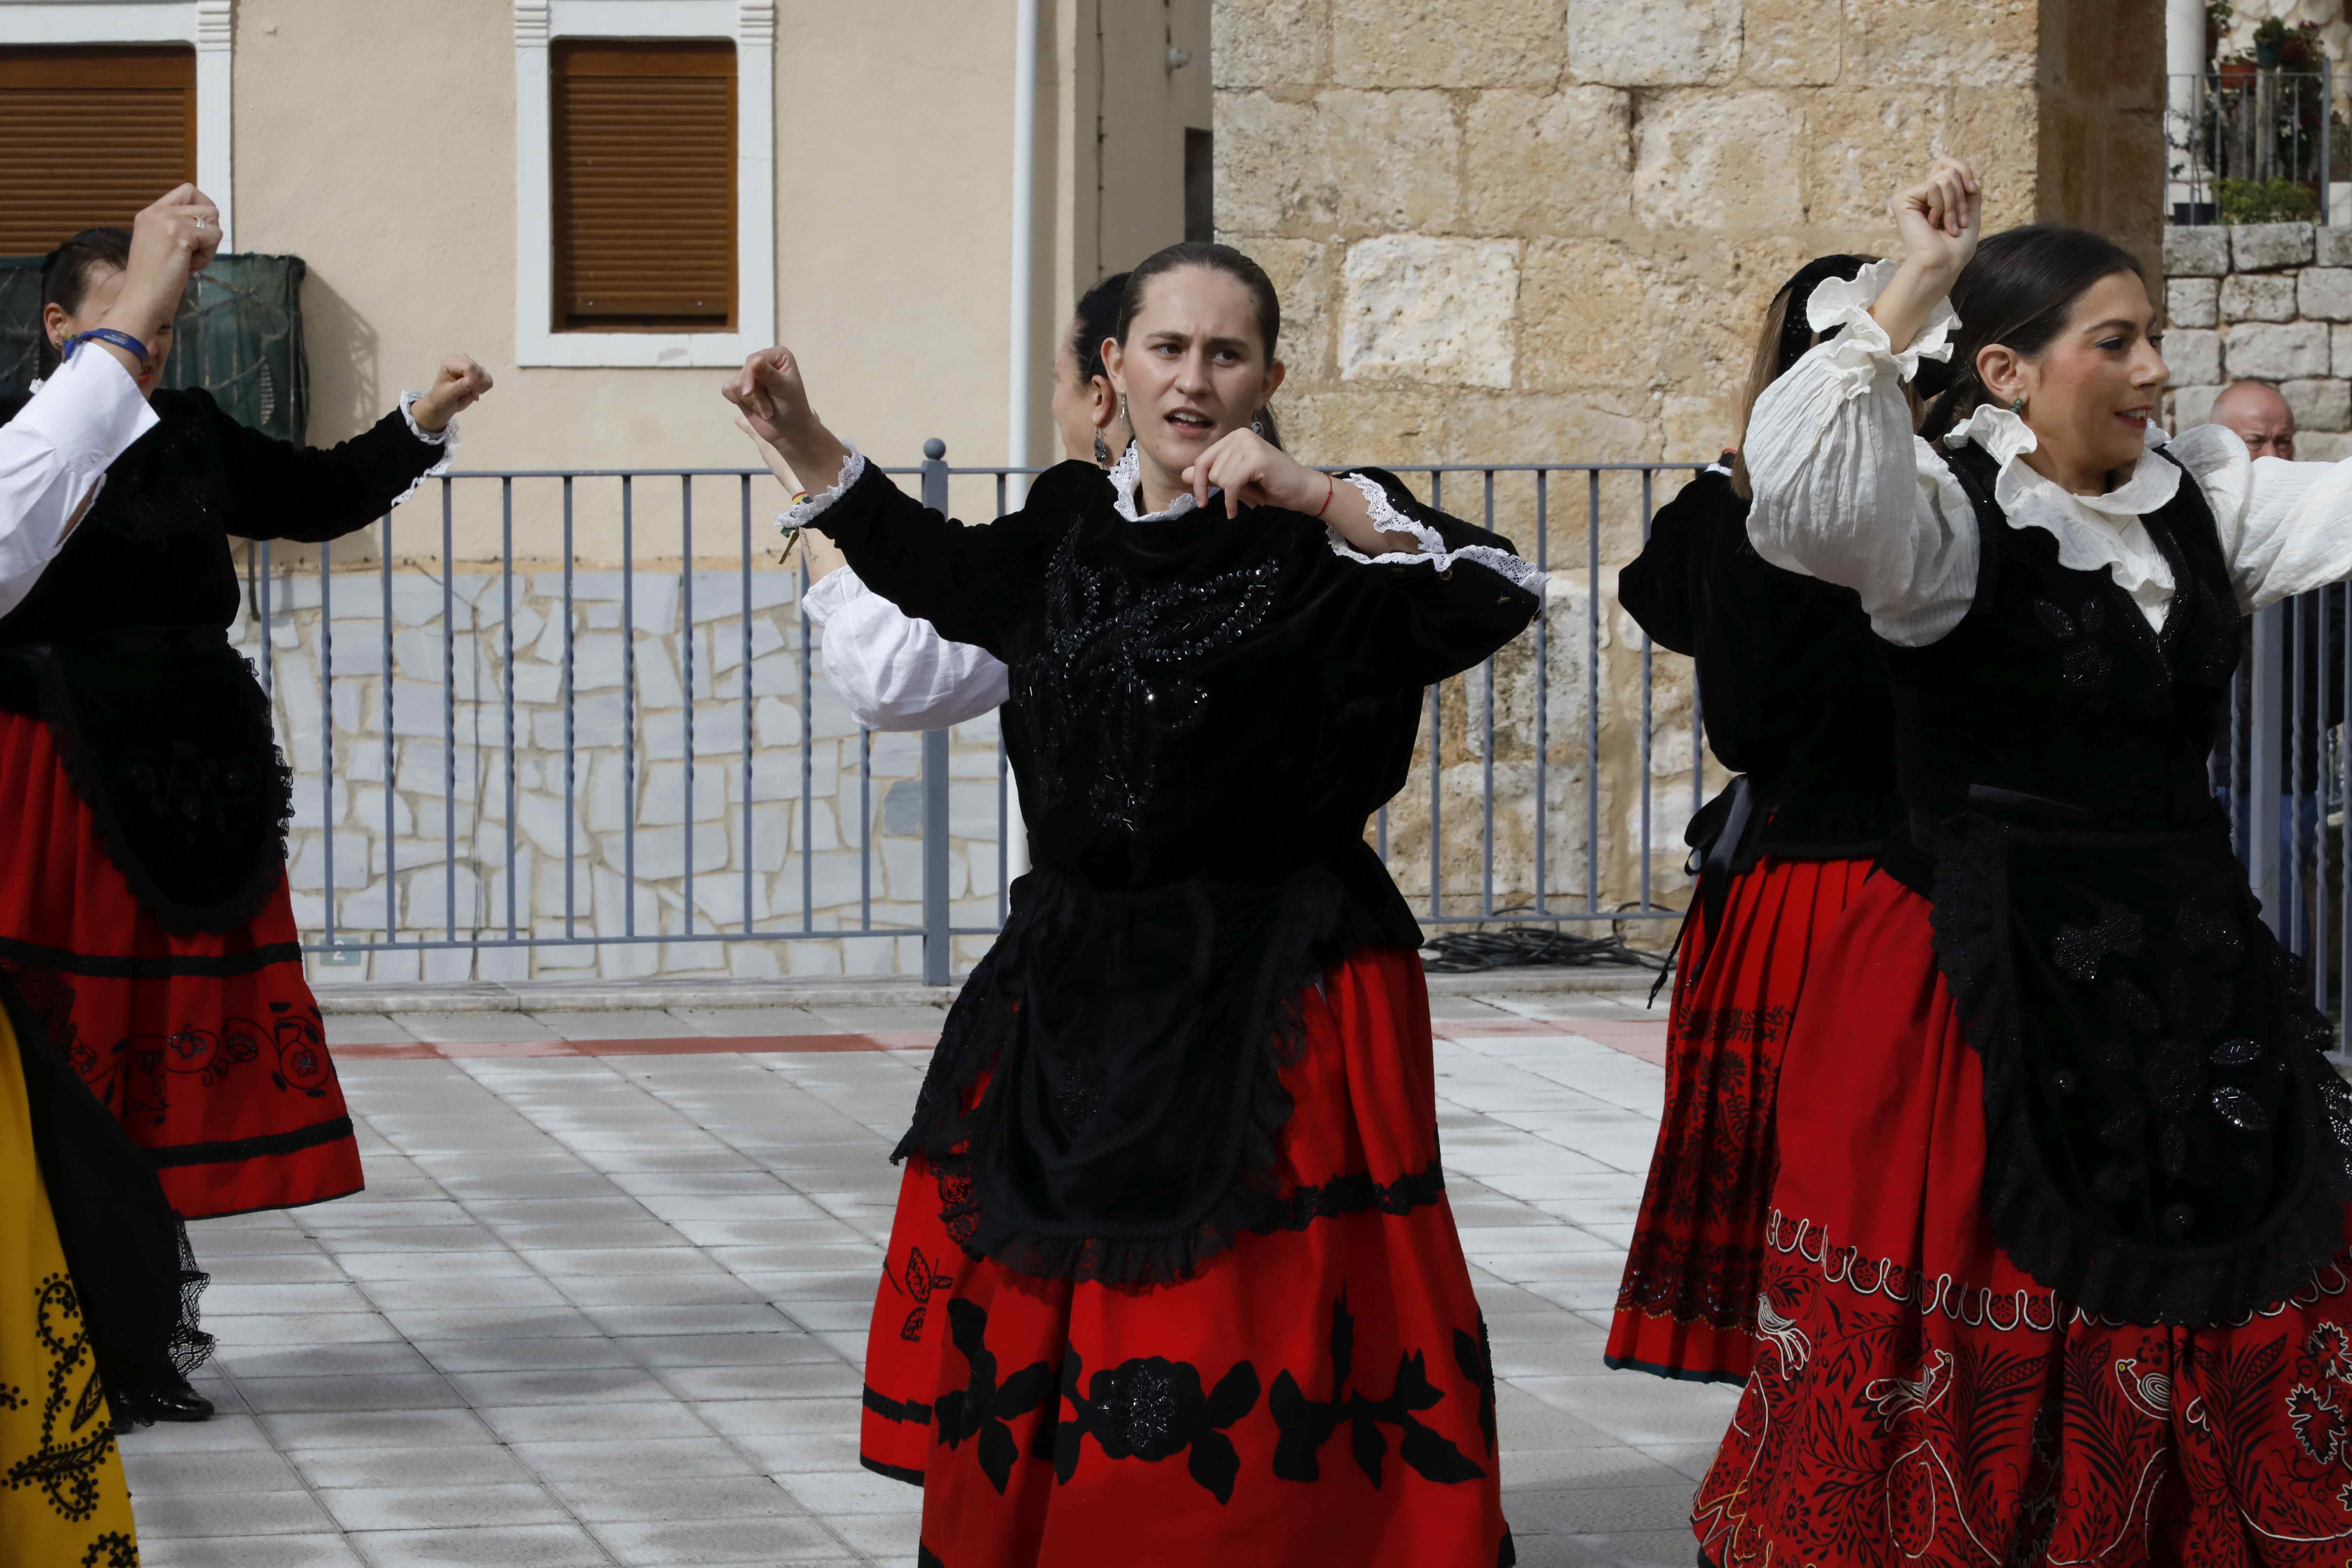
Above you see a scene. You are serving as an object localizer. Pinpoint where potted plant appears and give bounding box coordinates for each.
[2255,15,2290,66]
[2220,50,2260,89]
[2207,0,2235,60]
[2281,19,2324,69]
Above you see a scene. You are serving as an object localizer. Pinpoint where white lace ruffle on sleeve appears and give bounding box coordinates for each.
[779,447,868,532]
[390,391,457,509]
[1321,471,1547,597]
[1802,258,1960,398]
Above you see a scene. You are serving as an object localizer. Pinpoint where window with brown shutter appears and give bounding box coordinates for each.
[551,39,736,332]
[0,46,196,256]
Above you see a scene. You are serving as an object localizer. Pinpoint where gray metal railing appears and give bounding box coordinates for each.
[238,447,1714,987]
[2167,64,2336,224]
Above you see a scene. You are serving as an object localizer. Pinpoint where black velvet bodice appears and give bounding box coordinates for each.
[817,457,1541,1282]
[0,385,440,644]
[0,386,444,931]
[1617,465,1899,858]
[1877,441,2241,832]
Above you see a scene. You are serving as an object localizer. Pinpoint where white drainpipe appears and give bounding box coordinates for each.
[1005,0,1040,882]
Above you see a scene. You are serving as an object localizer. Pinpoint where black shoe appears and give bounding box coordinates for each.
[115,1374,215,1428]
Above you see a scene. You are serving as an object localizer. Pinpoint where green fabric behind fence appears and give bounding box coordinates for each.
[0,253,309,443]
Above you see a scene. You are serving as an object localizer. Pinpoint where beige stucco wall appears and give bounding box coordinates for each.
[224,0,1205,563]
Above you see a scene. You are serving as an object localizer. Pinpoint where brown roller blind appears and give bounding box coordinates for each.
[0,46,196,255]
[552,39,736,331]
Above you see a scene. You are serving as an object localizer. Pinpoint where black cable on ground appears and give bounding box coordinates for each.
[1418,909,1672,976]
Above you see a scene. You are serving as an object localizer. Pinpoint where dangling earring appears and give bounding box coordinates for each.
[2009,395,2027,416]
[1251,411,1266,437]
[1093,429,1110,465]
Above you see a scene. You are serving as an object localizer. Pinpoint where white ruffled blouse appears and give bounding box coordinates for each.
[1745,258,2352,646]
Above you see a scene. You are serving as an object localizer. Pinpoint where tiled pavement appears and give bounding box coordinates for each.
[126,986,1735,1568]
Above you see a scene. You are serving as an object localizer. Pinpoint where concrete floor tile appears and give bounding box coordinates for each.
[505,1436,757,1482]
[131,1488,338,1538]
[356,1524,613,1567]
[587,1515,850,1564]
[290,1443,539,1490]
[542,1474,807,1523]
[318,1482,572,1531]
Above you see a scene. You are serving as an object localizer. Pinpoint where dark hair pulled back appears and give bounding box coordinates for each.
[1114,241,1284,448]
[36,227,134,377]
[1071,271,1129,388]
[1918,223,2145,442]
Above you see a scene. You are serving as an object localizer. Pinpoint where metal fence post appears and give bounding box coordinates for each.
[2252,602,2286,935]
[920,439,954,986]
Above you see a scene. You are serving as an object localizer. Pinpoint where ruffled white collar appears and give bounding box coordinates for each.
[1940,405,2180,616]
[1108,439,1218,523]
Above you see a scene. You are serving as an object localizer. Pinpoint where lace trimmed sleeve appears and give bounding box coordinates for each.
[2172,420,2352,612]
[1321,471,1547,597]
[779,447,867,533]
[1743,263,1979,647]
[391,391,458,510]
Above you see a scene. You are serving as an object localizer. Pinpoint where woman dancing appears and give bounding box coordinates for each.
[728,241,1540,1565]
[1698,156,2352,1564]
[1605,255,1903,1386]
[0,196,491,1422]
[0,182,242,1565]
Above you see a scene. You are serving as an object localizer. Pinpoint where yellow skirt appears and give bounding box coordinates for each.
[0,1003,137,1566]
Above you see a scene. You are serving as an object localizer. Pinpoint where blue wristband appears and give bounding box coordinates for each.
[63,328,149,365]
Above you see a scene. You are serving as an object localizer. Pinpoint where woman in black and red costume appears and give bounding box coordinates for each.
[1695,156,2352,1565]
[0,211,490,1421]
[726,241,1540,1567]
[0,181,246,1563]
[1605,255,1904,1386]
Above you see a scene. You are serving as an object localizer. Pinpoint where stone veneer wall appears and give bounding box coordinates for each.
[2161,221,2352,460]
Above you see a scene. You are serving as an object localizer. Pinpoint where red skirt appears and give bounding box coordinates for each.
[860,946,1511,1568]
[1695,869,2352,1567]
[0,710,361,1219]
[1607,854,1874,1384]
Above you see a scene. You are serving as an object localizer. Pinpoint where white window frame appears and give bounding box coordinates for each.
[0,0,234,246]
[514,0,774,368]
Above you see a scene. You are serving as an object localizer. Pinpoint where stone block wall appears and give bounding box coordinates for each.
[2162,222,2352,457]
[1212,0,2164,916]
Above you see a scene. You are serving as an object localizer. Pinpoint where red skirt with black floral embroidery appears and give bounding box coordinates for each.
[1607,854,1875,1385]
[859,945,1512,1568]
[1695,868,2352,1567]
[0,710,361,1219]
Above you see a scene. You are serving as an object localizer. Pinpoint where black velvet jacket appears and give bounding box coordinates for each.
[1881,439,2352,1326]
[814,458,1540,1281]
[0,386,446,931]
[1618,466,1901,862]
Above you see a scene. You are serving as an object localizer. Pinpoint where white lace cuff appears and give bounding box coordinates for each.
[779,447,867,532]
[1803,257,1959,396]
[1322,471,1547,597]
[391,391,457,509]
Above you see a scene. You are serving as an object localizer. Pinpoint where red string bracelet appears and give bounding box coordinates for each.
[1314,471,1337,519]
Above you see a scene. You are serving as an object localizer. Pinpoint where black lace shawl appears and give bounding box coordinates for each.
[818,459,1540,1283]
[1879,441,2352,1325]
[0,387,442,931]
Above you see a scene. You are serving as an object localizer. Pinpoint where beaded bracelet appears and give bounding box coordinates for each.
[62,327,149,365]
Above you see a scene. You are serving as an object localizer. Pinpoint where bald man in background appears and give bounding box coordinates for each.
[2213,378,2296,460]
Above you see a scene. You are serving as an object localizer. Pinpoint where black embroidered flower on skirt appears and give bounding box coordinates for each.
[1051,1349,1261,1503]
[933,1298,1053,1494]
[1269,1293,1487,1488]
